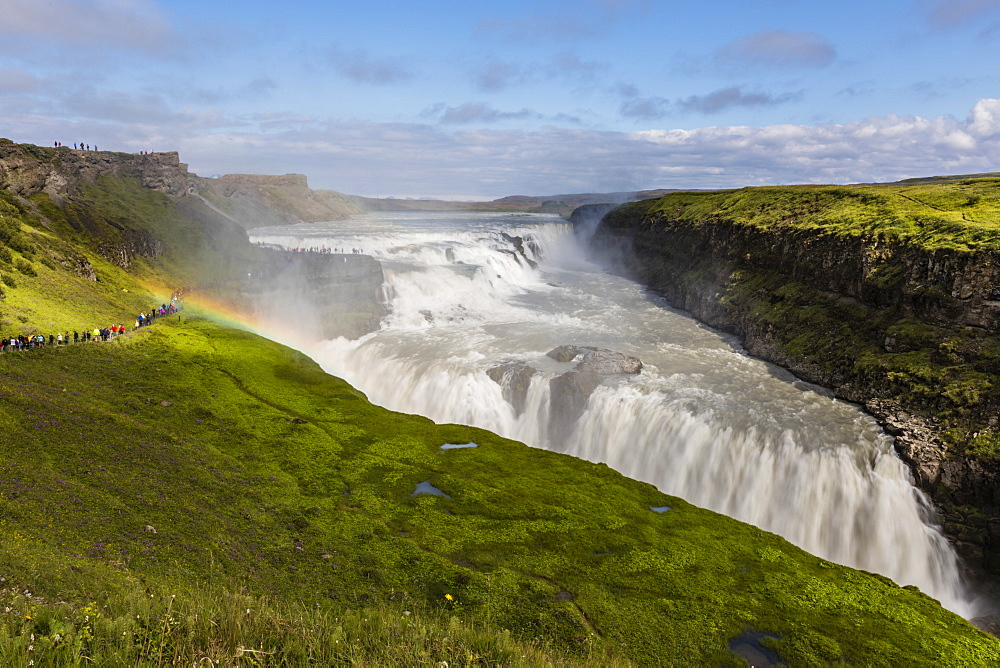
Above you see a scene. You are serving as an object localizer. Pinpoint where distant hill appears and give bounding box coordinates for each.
[194,175,691,223]
[344,188,700,217]
[891,172,1000,185]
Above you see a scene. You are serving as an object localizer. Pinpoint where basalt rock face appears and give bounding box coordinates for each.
[486,362,538,416]
[597,203,1000,335]
[0,142,189,271]
[0,141,192,199]
[499,232,538,269]
[546,346,643,445]
[592,200,1000,577]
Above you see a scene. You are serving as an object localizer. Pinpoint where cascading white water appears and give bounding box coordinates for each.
[250,210,977,616]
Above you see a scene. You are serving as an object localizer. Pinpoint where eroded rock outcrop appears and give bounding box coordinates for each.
[486,346,643,444]
[548,347,642,443]
[499,232,538,269]
[0,141,191,199]
[486,362,537,415]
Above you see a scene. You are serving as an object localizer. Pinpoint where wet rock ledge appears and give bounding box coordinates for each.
[488,346,642,444]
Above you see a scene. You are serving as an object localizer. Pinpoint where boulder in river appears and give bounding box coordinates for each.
[548,370,603,446]
[490,346,643,439]
[545,345,644,443]
[577,349,643,375]
[486,362,538,416]
[546,344,594,363]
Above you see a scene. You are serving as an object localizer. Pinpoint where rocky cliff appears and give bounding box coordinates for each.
[0,140,191,200]
[589,182,1000,577]
[0,141,387,340]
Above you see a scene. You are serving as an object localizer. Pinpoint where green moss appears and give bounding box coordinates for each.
[18,143,58,162]
[967,432,1000,461]
[639,179,1000,251]
[13,258,36,276]
[868,262,906,289]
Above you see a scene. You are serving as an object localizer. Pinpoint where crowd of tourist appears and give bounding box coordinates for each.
[253,242,365,255]
[51,141,158,155]
[1,298,183,353]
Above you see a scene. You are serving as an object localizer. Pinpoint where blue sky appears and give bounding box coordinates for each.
[1,0,999,199]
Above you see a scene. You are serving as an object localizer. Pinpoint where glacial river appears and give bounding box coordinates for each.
[250,210,976,616]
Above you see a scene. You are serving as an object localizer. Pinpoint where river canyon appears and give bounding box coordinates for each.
[249,210,979,617]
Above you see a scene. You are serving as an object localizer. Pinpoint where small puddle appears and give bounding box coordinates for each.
[728,630,782,667]
[412,481,451,498]
[650,505,672,513]
[441,442,478,450]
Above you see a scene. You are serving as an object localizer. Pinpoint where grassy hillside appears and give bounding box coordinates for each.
[2,316,998,665]
[1,188,154,335]
[640,178,1000,250]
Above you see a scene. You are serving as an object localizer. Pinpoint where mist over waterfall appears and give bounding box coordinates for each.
[250,211,976,616]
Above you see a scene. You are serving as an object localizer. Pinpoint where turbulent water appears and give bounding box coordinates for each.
[250,210,977,616]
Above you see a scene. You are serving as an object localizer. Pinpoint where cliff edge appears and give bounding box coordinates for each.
[0,139,191,199]
[590,180,1000,577]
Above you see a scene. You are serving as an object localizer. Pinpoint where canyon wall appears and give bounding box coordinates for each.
[590,195,1000,576]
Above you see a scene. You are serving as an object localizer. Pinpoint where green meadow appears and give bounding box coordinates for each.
[639,177,1000,251]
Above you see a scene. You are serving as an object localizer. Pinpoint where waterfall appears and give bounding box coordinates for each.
[250,210,976,617]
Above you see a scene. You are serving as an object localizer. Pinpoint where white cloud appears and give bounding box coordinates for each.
[717,30,836,69]
[0,0,176,52]
[9,93,1000,199]
[629,102,1000,185]
[967,98,1000,137]
[326,44,413,85]
[923,0,1000,28]
[172,101,998,198]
